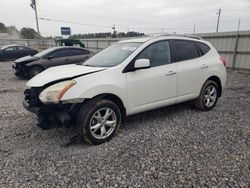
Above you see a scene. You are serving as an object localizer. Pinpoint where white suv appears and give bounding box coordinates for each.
[23,35,227,144]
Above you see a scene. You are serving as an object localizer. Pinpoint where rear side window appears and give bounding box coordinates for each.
[69,49,89,56]
[136,41,171,67]
[50,50,70,58]
[196,42,210,55]
[17,46,25,50]
[173,40,199,62]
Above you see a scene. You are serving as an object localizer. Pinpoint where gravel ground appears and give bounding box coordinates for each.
[0,61,249,188]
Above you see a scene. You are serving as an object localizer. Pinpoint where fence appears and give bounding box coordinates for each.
[0,30,249,69]
[81,31,250,69]
[199,31,250,69]
[0,38,56,49]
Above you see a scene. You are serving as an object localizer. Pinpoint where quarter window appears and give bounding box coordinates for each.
[173,40,199,62]
[197,42,210,55]
[136,41,171,67]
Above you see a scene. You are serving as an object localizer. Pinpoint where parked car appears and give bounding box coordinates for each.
[23,35,227,145]
[0,44,38,61]
[12,46,93,78]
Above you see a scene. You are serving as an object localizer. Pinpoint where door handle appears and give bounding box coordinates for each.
[201,64,208,69]
[165,70,176,76]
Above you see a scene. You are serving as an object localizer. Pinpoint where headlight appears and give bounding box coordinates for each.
[39,80,76,104]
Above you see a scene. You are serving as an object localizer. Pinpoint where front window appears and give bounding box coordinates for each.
[83,42,142,67]
[5,47,16,51]
[34,48,57,58]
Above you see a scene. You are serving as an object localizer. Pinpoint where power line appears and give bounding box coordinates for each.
[39,17,112,29]
[39,15,249,34]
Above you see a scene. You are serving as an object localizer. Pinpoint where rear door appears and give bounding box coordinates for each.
[126,40,177,114]
[66,49,90,64]
[172,39,209,102]
[16,46,29,58]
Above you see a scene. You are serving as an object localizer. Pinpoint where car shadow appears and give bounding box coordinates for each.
[56,101,196,147]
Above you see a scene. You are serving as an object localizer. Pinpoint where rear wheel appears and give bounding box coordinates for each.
[77,98,121,145]
[194,80,219,111]
[29,66,43,78]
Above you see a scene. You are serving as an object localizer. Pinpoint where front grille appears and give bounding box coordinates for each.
[24,87,43,107]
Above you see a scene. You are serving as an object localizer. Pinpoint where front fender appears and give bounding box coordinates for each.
[61,68,128,108]
[62,84,127,108]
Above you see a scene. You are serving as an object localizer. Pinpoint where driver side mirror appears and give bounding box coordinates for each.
[134,59,151,70]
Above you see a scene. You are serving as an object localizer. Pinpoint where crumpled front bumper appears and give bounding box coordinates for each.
[23,99,78,129]
[23,87,80,129]
[12,63,28,77]
[22,100,40,114]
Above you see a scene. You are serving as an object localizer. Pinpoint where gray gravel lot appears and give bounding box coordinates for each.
[0,61,250,187]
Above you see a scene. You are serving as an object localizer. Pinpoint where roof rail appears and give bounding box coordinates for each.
[146,33,202,40]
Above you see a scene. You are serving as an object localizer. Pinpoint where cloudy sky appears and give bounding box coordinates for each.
[0,0,250,36]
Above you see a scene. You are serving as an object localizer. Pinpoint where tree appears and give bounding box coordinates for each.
[0,22,8,33]
[20,27,38,39]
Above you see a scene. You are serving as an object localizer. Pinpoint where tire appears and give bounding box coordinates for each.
[28,66,43,78]
[77,98,121,145]
[194,80,219,111]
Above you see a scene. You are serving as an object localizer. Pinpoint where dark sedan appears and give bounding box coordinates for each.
[12,46,94,78]
[0,44,38,61]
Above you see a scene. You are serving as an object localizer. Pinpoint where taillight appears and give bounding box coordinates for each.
[219,56,227,67]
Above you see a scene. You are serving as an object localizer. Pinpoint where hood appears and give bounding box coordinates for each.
[27,64,107,87]
[15,55,40,64]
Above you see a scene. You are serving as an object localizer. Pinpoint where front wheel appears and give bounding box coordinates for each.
[194,80,219,111]
[28,66,43,78]
[77,99,121,145]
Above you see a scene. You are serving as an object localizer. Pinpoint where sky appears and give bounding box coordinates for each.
[0,0,250,36]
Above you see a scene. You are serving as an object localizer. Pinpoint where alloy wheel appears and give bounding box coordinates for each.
[203,85,217,107]
[89,107,117,140]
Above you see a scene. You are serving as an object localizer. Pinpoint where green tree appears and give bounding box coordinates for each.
[0,22,8,33]
[20,27,37,39]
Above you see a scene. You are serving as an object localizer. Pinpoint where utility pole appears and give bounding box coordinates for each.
[216,8,221,33]
[112,24,116,38]
[237,18,241,31]
[30,0,40,40]
[193,24,196,34]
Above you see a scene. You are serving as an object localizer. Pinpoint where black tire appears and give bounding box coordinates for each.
[194,80,219,111]
[77,98,121,145]
[28,66,43,78]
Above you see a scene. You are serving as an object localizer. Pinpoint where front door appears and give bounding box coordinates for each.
[3,46,18,60]
[126,40,177,115]
[47,49,71,67]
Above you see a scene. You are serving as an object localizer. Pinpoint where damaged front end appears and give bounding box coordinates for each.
[23,87,80,130]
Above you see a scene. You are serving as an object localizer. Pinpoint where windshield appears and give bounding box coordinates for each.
[83,42,142,67]
[34,48,56,58]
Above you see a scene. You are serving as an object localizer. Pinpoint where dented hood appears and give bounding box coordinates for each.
[27,64,106,87]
